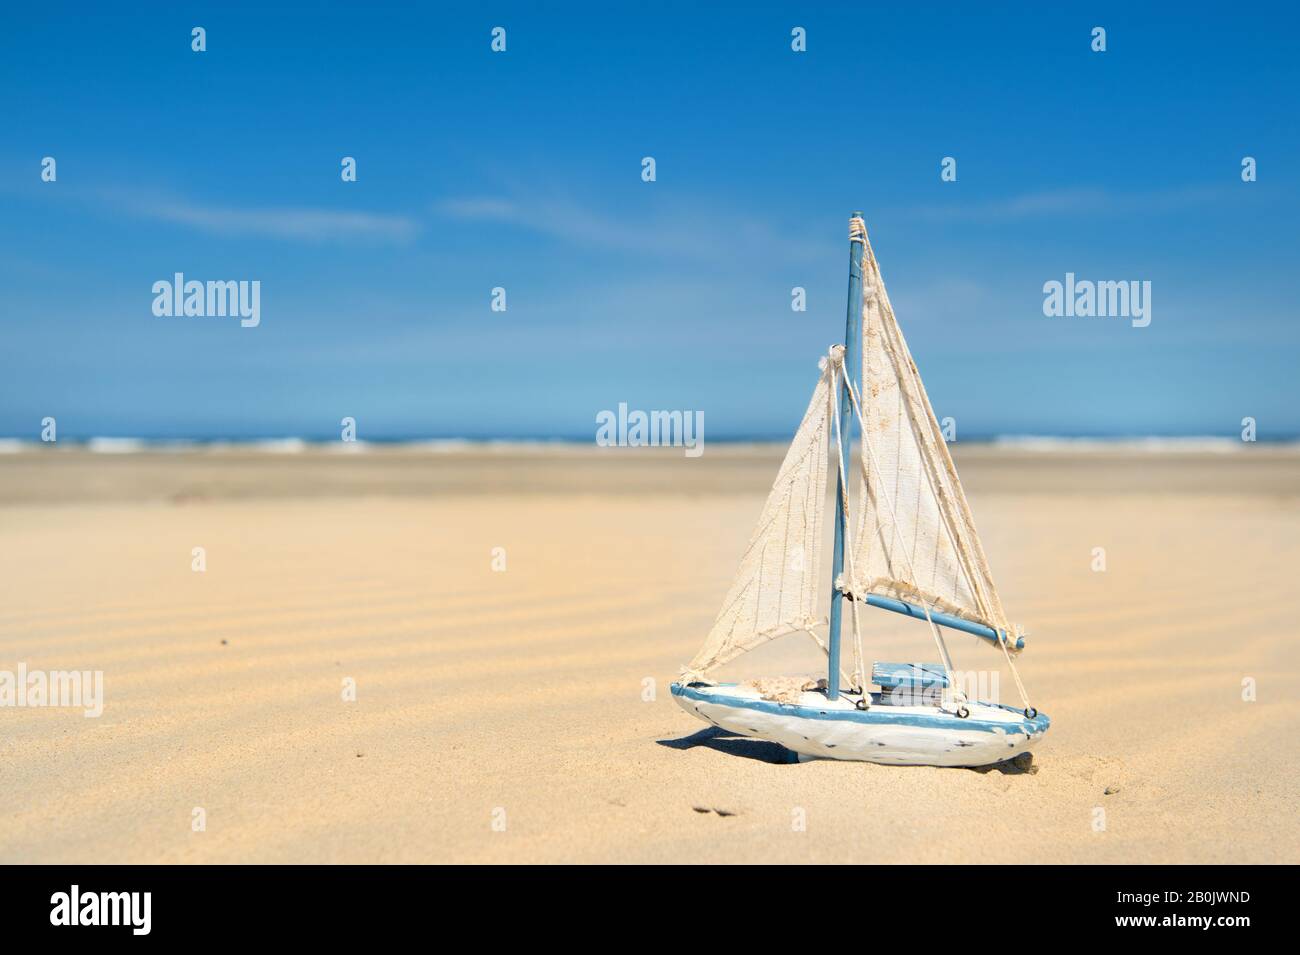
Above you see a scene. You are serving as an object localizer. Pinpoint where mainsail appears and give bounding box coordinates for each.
[684,354,836,678]
[847,230,1013,641]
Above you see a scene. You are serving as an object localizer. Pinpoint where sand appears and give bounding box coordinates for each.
[1,445,1297,864]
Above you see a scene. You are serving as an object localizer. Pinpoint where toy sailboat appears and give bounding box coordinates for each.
[671,214,1049,767]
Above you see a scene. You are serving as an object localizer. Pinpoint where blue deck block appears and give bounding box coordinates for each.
[871,662,949,690]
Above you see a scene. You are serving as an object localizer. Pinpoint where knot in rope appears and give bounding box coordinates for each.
[819,344,846,372]
[849,216,866,243]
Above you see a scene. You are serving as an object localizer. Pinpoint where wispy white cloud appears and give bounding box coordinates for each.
[433,194,832,264]
[437,197,517,222]
[909,185,1227,222]
[100,188,420,242]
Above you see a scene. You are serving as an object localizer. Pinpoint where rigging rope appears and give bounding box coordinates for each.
[996,622,1033,713]
[840,373,964,710]
[803,625,854,692]
[843,371,1033,714]
[859,231,1010,634]
[849,229,1033,714]
[828,358,867,696]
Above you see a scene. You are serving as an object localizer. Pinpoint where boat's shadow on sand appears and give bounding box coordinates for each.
[657,727,798,764]
[657,727,1037,774]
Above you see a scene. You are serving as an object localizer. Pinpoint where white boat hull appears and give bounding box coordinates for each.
[671,682,1049,767]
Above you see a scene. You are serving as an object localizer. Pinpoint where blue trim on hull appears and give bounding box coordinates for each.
[670,682,1050,737]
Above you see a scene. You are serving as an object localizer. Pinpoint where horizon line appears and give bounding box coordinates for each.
[0,433,1292,453]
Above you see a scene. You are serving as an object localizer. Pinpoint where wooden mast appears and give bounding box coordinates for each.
[827,213,865,700]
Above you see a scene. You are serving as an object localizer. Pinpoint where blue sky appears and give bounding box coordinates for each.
[2,2,1297,439]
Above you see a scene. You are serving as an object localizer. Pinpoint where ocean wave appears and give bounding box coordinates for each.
[990,435,1260,453]
[87,437,150,454]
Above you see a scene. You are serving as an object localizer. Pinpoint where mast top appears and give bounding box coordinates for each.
[849,213,866,244]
